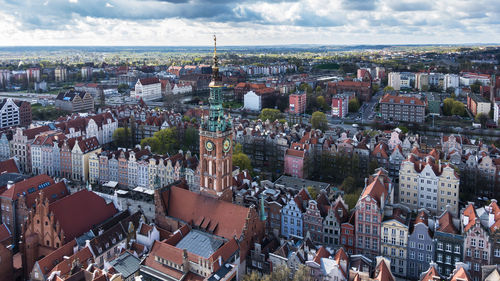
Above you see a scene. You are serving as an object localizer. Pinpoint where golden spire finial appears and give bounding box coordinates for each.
[213,34,217,57]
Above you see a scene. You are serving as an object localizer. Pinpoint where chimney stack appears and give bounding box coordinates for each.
[7,181,14,189]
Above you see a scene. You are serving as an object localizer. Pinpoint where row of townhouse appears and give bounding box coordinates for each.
[0,112,118,174]
[30,133,101,183]
[236,165,500,281]
[88,146,199,190]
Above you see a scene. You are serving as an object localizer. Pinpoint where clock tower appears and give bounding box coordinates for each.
[199,35,233,201]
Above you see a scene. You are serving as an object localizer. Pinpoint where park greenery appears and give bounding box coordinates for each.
[348,97,360,113]
[130,126,199,155]
[259,108,283,122]
[31,104,69,121]
[443,98,467,117]
[232,143,253,173]
[311,111,328,131]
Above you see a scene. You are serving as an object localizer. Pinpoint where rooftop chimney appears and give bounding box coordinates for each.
[7,181,14,189]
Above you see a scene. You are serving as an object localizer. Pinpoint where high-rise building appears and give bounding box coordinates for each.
[199,36,233,201]
[289,92,307,114]
[54,67,67,82]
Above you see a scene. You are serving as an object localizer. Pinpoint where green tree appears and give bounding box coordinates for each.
[259,108,282,122]
[476,113,489,127]
[243,271,261,281]
[397,126,409,134]
[470,80,481,93]
[182,126,199,152]
[307,186,318,200]
[311,111,328,131]
[348,98,360,113]
[233,152,252,172]
[344,189,362,211]
[141,137,161,152]
[368,159,379,175]
[341,176,356,194]
[112,127,132,148]
[383,86,394,92]
[262,266,290,281]
[316,96,328,111]
[293,265,313,281]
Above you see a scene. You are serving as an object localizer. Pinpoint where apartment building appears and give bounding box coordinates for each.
[133,77,162,101]
[289,92,307,114]
[467,92,491,117]
[0,98,32,128]
[380,94,426,123]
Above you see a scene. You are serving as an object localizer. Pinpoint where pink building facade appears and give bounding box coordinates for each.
[289,93,307,114]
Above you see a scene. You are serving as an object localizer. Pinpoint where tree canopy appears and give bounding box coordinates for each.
[348,97,360,113]
[259,108,282,122]
[311,111,328,131]
[443,98,466,116]
[112,127,132,148]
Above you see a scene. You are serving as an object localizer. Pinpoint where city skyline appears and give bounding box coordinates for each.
[1,0,500,46]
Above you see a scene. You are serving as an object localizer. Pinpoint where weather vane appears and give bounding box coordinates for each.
[213,34,217,57]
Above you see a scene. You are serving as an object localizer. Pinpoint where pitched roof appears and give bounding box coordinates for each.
[49,190,118,241]
[0,159,19,174]
[437,210,458,234]
[0,223,11,243]
[380,93,425,106]
[463,204,477,232]
[161,186,250,240]
[420,264,443,281]
[0,174,54,201]
[22,125,51,139]
[360,174,389,207]
[450,267,472,281]
[36,240,77,276]
[139,77,160,85]
[373,259,395,281]
[49,247,93,278]
[415,210,429,226]
[313,246,330,264]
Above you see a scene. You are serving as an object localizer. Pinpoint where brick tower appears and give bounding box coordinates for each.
[199,35,233,201]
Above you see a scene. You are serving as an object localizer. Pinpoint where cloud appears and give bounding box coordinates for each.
[0,0,499,45]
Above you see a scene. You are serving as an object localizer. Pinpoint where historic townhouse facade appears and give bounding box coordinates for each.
[381,207,410,277]
[407,210,434,280]
[434,209,463,277]
[323,196,348,248]
[462,203,491,281]
[399,156,460,216]
[281,195,305,238]
[303,200,323,244]
[12,126,51,173]
[71,137,100,183]
[354,169,392,259]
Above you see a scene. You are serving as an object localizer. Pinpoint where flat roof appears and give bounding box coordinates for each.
[133,186,155,195]
[109,251,141,278]
[176,230,225,259]
[274,175,330,191]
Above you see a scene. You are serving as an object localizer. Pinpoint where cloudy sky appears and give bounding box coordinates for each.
[1,0,499,46]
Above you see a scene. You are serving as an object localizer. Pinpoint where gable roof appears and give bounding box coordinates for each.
[139,77,160,85]
[360,174,389,207]
[420,264,443,281]
[450,267,472,281]
[0,174,54,201]
[313,246,330,264]
[0,159,19,174]
[36,240,77,276]
[463,204,477,232]
[49,247,93,278]
[373,259,395,281]
[49,190,118,241]
[160,186,250,240]
[437,210,458,234]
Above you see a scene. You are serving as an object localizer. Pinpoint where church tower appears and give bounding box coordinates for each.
[199,35,233,201]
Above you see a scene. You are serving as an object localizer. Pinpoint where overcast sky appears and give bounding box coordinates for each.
[1,0,499,46]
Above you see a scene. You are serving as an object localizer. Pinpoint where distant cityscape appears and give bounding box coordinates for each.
[0,12,499,281]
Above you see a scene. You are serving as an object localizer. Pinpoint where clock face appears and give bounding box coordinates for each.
[205,140,214,152]
[223,138,231,152]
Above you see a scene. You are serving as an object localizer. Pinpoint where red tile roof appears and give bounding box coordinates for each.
[450,267,472,281]
[420,264,442,281]
[139,223,153,236]
[361,175,389,208]
[414,210,429,226]
[373,259,395,281]
[437,210,458,234]
[49,247,93,278]
[0,223,11,243]
[463,204,477,232]
[49,190,118,241]
[161,186,250,240]
[23,126,51,139]
[36,240,76,275]
[380,93,425,106]
[0,159,19,174]
[0,174,54,201]
[139,77,160,86]
[313,246,330,264]
[286,148,305,158]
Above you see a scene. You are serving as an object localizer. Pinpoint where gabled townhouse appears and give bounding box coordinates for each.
[11,126,51,173]
[461,203,492,281]
[281,189,309,239]
[323,196,348,248]
[434,208,463,277]
[354,168,392,259]
[340,213,355,255]
[381,207,411,277]
[407,210,435,280]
